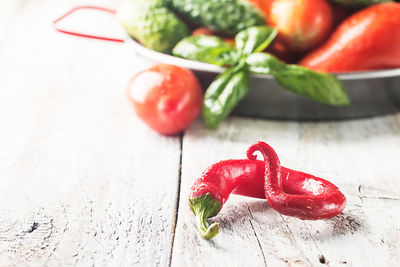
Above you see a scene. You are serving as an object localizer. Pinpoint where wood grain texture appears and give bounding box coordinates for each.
[172,116,400,267]
[0,0,181,266]
[2,0,400,266]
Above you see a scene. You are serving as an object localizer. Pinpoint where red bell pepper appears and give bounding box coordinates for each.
[299,2,400,72]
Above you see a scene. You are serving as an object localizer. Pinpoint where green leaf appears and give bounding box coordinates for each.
[203,67,250,128]
[246,53,286,74]
[274,65,350,106]
[246,53,350,106]
[235,26,278,55]
[172,35,237,66]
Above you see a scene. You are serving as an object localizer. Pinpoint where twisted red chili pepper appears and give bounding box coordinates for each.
[189,141,346,239]
[247,141,346,220]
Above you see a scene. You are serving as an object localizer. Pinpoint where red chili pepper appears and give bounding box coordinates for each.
[189,141,346,239]
[189,159,264,239]
[247,141,346,220]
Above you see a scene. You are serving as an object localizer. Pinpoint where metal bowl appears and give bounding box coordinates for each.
[127,38,400,120]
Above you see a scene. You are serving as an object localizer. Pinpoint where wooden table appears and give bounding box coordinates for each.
[1,1,399,266]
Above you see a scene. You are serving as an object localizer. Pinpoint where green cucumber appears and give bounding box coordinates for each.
[167,0,266,35]
[118,0,189,53]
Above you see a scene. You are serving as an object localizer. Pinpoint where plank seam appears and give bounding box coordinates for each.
[247,204,268,267]
[169,132,184,267]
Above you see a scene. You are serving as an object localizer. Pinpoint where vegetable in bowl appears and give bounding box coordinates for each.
[173,26,349,128]
[300,2,400,72]
[117,0,189,53]
[118,0,400,128]
[165,0,266,35]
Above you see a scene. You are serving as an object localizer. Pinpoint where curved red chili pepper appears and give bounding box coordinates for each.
[189,141,346,239]
[189,159,265,239]
[247,141,346,220]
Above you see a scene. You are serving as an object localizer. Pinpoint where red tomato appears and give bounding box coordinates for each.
[267,0,333,52]
[127,64,203,135]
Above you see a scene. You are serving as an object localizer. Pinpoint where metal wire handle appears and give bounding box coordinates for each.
[53,5,125,43]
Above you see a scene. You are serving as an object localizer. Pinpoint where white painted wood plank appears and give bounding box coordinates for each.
[172,119,303,267]
[172,115,400,267]
[0,0,181,266]
[0,0,27,47]
[2,0,400,266]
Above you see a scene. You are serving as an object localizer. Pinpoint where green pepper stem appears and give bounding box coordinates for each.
[189,193,222,240]
[199,214,219,240]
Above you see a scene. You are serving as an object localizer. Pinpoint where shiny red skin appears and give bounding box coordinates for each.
[299,3,400,72]
[247,142,346,220]
[190,143,346,220]
[189,159,266,204]
[126,64,203,135]
[267,0,333,52]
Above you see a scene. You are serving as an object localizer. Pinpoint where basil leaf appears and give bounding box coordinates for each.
[246,53,350,106]
[172,35,237,66]
[274,65,350,106]
[203,67,250,128]
[235,26,278,55]
[246,53,286,74]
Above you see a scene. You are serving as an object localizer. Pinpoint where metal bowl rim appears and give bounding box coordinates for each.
[127,37,400,81]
